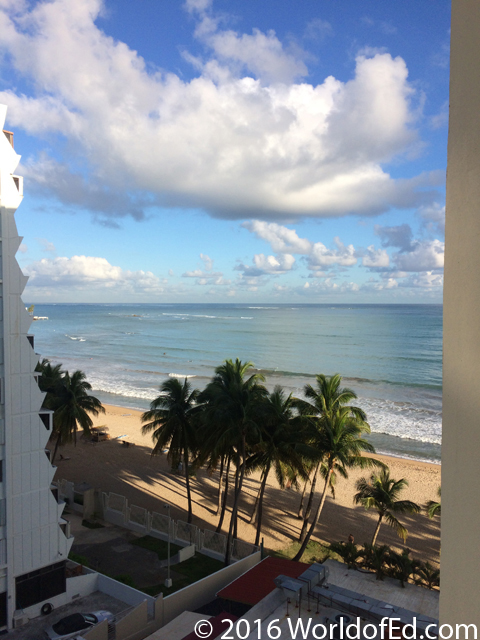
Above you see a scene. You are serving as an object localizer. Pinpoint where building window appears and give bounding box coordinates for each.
[0,500,5,527]
[16,561,66,609]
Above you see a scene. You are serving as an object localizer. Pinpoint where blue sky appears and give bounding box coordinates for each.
[0,0,449,303]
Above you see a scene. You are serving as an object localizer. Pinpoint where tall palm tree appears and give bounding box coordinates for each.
[51,370,105,463]
[36,358,64,407]
[142,377,201,523]
[293,407,380,561]
[199,358,267,564]
[426,487,441,518]
[247,386,309,546]
[296,374,368,542]
[354,467,421,545]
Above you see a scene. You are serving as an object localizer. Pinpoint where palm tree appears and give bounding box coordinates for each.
[293,407,380,561]
[141,377,201,523]
[36,358,64,407]
[296,374,368,542]
[329,541,363,570]
[199,358,267,564]
[389,548,420,588]
[415,561,440,590]
[361,543,391,581]
[247,386,309,546]
[426,487,441,518]
[51,370,105,464]
[354,467,421,545]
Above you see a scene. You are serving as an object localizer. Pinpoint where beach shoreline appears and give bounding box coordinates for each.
[53,403,441,564]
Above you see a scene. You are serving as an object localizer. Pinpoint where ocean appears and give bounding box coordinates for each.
[29,303,443,463]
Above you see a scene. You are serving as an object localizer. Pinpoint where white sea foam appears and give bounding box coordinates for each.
[65,335,86,342]
[168,373,196,379]
[358,396,442,445]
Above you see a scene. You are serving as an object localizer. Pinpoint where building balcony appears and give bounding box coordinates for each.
[2,130,13,148]
[39,409,53,431]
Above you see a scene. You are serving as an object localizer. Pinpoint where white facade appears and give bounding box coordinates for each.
[0,104,73,630]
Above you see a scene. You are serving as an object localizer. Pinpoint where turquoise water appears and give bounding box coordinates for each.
[29,303,442,463]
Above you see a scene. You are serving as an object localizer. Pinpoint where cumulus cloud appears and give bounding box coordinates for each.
[393,239,444,271]
[243,221,357,275]
[243,221,311,254]
[181,253,229,285]
[24,255,165,294]
[235,253,295,277]
[18,242,28,253]
[418,203,445,236]
[0,0,439,222]
[375,223,414,251]
[362,245,390,268]
[308,238,357,269]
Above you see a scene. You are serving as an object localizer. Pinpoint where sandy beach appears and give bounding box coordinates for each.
[52,403,441,564]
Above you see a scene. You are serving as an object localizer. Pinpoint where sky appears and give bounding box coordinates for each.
[0,0,450,303]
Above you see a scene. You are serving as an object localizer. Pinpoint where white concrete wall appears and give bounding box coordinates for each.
[441,0,480,631]
[162,551,261,627]
[0,105,74,628]
[97,573,157,617]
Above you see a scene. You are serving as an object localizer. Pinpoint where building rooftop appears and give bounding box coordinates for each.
[217,556,310,606]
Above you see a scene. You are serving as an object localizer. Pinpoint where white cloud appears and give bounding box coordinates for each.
[243,221,357,273]
[236,252,295,277]
[362,245,390,268]
[393,239,444,271]
[182,253,225,284]
[418,203,445,236]
[401,271,444,288]
[0,0,438,222]
[375,223,413,251]
[243,221,311,254]
[308,238,357,269]
[36,237,56,253]
[200,253,213,271]
[24,255,165,293]
[18,242,28,253]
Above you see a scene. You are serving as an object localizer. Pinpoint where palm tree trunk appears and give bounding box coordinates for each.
[184,446,193,524]
[216,455,225,515]
[216,454,231,532]
[293,467,332,562]
[254,463,270,547]
[51,430,63,465]
[299,462,320,542]
[232,460,241,539]
[225,435,247,565]
[371,513,384,546]
[250,468,266,524]
[297,476,310,519]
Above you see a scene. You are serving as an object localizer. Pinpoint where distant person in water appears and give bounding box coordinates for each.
[348,533,354,544]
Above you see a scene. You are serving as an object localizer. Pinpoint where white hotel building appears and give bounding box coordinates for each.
[0,105,73,631]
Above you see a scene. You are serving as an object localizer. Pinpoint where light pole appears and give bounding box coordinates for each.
[164,504,172,588]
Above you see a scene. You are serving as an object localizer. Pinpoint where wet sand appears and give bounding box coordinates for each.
[52,403,441,564]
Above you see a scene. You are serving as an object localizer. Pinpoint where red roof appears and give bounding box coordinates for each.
[217,556,310,606]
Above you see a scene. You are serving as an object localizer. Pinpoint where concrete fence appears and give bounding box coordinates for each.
[54,480,259,564]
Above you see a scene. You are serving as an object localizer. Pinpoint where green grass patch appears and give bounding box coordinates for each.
[268,540,332,564]
[131,537,225,597]
[130,535,183,560]
[68,552,90,566]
